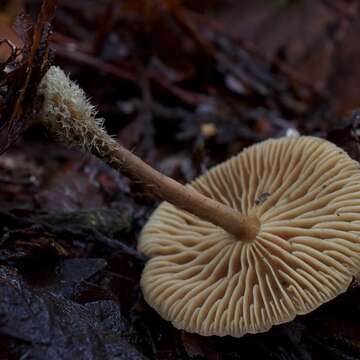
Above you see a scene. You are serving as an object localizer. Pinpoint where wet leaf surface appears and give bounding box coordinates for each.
[0,266,148,360]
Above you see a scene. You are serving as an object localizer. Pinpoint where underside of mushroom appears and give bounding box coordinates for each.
[139,136,360,337]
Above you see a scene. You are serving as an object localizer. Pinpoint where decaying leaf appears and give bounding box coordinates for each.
[0,0,56,153]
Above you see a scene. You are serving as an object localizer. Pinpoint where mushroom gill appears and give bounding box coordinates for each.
[139,136,360,337]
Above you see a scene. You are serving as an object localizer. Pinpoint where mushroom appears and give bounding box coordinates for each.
[38,67,360,337]
[139,136,360,337]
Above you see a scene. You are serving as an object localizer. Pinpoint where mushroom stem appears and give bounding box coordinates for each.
[93,134,260,241]
[39,66,260,242]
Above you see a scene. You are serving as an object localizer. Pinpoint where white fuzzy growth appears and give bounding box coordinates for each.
[285,128,300,137]
[39,66,109,150]
[42,66,98,122]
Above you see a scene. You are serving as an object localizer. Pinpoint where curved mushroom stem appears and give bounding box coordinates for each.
[93,134,260,241]
[39,66,260,242]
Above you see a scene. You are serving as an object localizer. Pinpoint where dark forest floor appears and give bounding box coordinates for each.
[1,1,360,359]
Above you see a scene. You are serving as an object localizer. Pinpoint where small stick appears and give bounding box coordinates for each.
[39,66,260,241]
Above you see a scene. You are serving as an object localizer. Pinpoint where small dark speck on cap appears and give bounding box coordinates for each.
[255,192,271,206]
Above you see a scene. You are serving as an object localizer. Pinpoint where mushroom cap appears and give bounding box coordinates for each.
[138,136,360,337]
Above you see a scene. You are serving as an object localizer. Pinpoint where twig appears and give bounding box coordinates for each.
[51,40,212,106]
[182,8,328,98]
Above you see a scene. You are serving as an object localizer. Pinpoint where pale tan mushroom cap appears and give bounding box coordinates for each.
[138,136,360,337]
